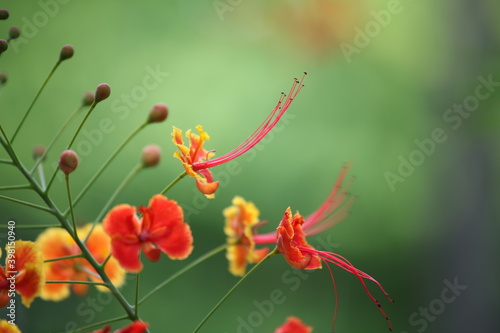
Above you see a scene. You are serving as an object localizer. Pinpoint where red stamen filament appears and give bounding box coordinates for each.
[303,162,355,235]
[324,262,338,333]
[299,246,394,331]
[192,73,306,171]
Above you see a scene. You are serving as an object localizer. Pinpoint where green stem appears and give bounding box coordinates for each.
[66,102,98,150]
[63,122,148,212]
[65,174,77,232]
[192,247,279,333]
[71,315,129,333]
[37,163,46,190]
[0,194,54,214]
[0,184,32,191]
[0,224,60,229]
[160,171,187,195]
[134,273,140,317]
[11,60,62,143]
[85,163,143,243]
[0,159,12,164]
[101,253,112,268]
[44,254,83,263]
[0,129,140,323]
[139,243,228,306]
[30,104,84,174]
[45,103,102,192]
[45,280,108,286]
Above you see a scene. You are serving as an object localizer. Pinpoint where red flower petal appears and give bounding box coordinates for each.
[9,241,44,307]
[115,321,149,333]
[274,316,313,333]
[277,208,321,270]
[145,195,193,260]
[103,204,141,241]
[103,205,143,273]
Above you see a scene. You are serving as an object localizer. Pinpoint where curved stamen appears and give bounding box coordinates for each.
[299,246,393,331]
[192,73,306,171]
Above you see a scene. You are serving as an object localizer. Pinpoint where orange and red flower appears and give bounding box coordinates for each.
[223,196,269,276]
[90,320,148,333]
[224,163,354,275]
[0,241,44,308]
[274,316,313,333]
[103,194,193,273]
[0,320,21,333]
[172,125,219,198]
[275,207,393,331]
[37,224,125,301]
[172,74,305,198]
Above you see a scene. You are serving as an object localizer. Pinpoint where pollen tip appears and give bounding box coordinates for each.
[304,71,308,75]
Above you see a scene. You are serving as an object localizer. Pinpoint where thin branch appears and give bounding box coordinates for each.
[0,194,54,214]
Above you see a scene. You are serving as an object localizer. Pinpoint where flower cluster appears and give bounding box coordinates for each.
[0,8,393,332]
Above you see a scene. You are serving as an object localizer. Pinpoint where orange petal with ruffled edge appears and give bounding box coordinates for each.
[103,204,143,273]
[0,320,22,333]
[80,224,125,291]
[144,195,193,260]
[37,228,76,301]
[274,316,313,333]
[277,208,322,270]
[40,268,70,301]
[11,241,44,308]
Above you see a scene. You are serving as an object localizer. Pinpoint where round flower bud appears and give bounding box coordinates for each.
[58,150,79,175]
[82,91,94,106]
[141,145,161,167]
[0,9,9,20]
[0,40,8,55]
[94,83,111,103]
[0,72,7,85]
[8,27,20,40]
[32,145,47,161]
[59,45,74,61]
[147,103,168,123]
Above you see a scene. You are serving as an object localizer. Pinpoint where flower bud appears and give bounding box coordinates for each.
[141,145,161,167]
[0,9,9,20]
[82,91,94,106]
[0,72,7,85]
[0,40,8,55]
[59,45,74,61]
[32,145,47,161]
[58,150,79,175]
[147,103,168,123]
[94,83,111,103]
[8,27,20,40]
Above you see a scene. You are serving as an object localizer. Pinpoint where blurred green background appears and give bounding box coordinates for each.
[1,0,499,332]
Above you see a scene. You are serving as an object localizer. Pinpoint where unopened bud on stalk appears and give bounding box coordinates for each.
[94,83,111,103]
[141,145,161,167]
[58,150,79,175]
[0,40,8,55]
[59,45,74,61]
[0,72,7,85]
[8,27,20,40]
[32,145,47,161]
[82,91,94,106]
[0,9,9,20]
[147,103,168,123]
